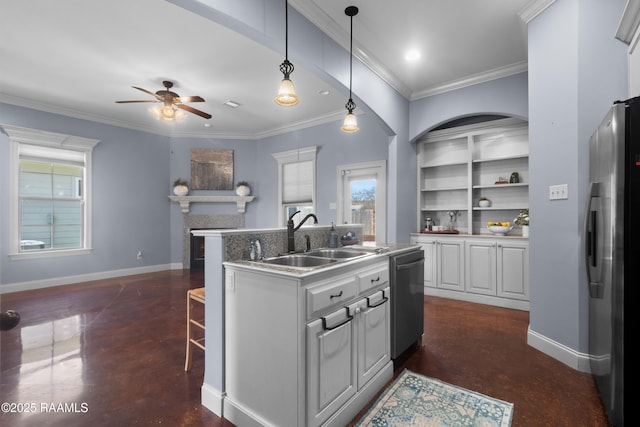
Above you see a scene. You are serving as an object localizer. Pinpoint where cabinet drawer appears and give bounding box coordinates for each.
[358,265,389,294]
[307,277,357,319]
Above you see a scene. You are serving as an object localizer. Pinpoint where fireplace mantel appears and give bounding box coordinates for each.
[169,195,255,214]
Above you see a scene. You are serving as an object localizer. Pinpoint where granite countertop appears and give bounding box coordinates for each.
[223,243,420,277]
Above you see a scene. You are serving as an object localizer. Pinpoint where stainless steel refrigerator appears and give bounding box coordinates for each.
[585,96,638,427]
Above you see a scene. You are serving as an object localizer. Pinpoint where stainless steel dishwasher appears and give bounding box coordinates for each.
[390,248,424,359]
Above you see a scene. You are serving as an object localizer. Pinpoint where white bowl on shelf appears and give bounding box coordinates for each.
[487,225,513,235]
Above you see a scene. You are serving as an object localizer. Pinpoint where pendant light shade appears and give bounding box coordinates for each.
[341,99,359,133]
[275,0,299,106]
[341,6,359,133]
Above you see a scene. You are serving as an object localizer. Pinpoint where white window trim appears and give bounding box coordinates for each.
[1,125,100,260]
[272,145,317,226]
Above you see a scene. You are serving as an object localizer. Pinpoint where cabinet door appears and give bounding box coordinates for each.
[497,241,529,300]
[422,241,437,288]
[465,240,497,295]
[357,288,390,389]
[437,240,464,291]
[410,236,436,288]
[306,304,357,427]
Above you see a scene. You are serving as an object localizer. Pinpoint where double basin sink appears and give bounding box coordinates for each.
[260,248,373,269]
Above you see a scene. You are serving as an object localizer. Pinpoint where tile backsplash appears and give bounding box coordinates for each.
[223,225,364,261]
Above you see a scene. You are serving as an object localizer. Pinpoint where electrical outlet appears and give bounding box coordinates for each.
[136,250,143,259]
[549,184,568,200]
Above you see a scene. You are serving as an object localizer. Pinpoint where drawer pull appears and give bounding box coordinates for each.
[370,277,380,283]
[367,290,388,308]
[329,290,343,299]
[322,307,353,331]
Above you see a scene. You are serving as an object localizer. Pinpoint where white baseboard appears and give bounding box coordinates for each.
[424,287,530,311]
[201,383,225,417]
[1,263,180,294]
[527,327,592,373]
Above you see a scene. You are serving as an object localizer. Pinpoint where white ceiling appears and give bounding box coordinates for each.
[0,0,531,139]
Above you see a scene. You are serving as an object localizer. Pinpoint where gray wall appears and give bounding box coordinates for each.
[527,0,628,358]
[0,103,171,286]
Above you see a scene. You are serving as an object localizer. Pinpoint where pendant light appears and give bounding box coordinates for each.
[275,0,299,106]
[341,6,359,133]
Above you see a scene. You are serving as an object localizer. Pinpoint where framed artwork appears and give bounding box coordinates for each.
[190,149,234,190]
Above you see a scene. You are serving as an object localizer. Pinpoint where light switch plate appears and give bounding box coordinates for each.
[549,184,568,200]
[226,271,235,292]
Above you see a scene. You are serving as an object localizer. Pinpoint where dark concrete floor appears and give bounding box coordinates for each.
[1,269,607,426]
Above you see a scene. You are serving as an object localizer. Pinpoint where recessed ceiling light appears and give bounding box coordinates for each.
[204,123,212,128]
[318,89,330,96]
[405,49,421,62]
[223,100,241,108]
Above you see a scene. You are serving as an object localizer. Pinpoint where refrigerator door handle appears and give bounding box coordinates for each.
[583,182,604,298]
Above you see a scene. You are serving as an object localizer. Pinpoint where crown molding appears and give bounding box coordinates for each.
[518,0,556,24]
[411,61,528,100]
[0,95,346,141]
[616,0,640,44]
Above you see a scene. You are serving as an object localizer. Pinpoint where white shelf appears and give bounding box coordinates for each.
[421,186,467,192]
[169,195,255,213]
[472,183,528,189]
[421,206,468,212]
[472,205,528,211]
[420,160,468,168]
[472,154,528,163]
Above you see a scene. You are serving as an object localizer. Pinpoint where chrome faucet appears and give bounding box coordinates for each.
[287,211,318,253]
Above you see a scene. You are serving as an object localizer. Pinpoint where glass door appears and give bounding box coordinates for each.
[338,161,386,244]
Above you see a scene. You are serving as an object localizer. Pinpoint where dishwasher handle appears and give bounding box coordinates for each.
[395,258,424,271]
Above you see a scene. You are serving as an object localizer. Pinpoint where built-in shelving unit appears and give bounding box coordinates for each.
[417,117,529,235]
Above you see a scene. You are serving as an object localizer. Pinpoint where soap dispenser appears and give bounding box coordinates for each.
[328,223,339,248]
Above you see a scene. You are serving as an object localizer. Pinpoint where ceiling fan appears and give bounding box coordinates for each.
[116,80,212,121]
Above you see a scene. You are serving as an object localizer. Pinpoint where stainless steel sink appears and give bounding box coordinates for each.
[305,248,369,259]
[262,254,337,267]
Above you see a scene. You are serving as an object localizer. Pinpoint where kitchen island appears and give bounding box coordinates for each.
[192,226,417,426]
[224,247,397,427]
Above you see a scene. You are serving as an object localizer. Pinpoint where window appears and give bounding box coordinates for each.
[2,125,100,259]
[272,146,317,226]
[337,161,386,244]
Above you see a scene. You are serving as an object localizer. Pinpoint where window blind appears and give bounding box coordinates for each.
[283,160,313,203]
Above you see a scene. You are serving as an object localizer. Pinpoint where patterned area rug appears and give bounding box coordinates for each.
[356,370,513,427]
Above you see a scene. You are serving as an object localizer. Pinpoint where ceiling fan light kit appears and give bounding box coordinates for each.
[341,5,359,133]
[151,104,186,122]
[275,0,299,106]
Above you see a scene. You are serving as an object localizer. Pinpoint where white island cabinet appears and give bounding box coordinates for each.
[223,256,393,427]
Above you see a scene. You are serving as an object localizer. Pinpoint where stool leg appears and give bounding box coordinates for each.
[185,291,192,371]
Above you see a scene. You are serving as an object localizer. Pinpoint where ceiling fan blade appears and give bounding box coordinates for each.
[132,86,163,101]
[177,104,212,119]
[115,100,158,103]
[178,96,205,103]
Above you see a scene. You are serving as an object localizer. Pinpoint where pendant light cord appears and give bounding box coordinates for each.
[285,0,289,61]
[348,13,353,100]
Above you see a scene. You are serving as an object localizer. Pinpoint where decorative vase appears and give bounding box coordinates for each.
[479,199,491,207]
[236,185,250,196]
[522,225,530,237]
[173,185,189,196]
